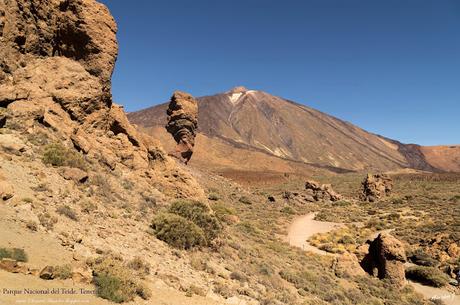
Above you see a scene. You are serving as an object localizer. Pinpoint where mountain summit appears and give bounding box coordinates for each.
[128,87,459,174]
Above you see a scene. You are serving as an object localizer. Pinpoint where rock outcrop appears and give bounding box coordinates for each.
[361,173,393,202]
[304,180,342,202]
[361,233,407,287]
[0,0,204,199]
[165,91,198,164]
[0,0,118,89]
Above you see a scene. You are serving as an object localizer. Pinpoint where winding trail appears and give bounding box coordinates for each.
[286,213,343,255]
[286,212,460,304]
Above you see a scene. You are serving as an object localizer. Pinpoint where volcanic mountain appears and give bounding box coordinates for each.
[128,87,459,175]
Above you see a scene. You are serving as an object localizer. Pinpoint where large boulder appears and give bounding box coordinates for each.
[361,233,407,287]
[360,173,393,202]
[304,180,342,202]
[165,91,198,164]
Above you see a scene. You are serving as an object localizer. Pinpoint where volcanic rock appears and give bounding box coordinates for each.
[361,233,407,287]
[361,173,393,202]
[165,91,198,164]
[304,180,342,202]
[332,252,366,278]
[39,265,55,280]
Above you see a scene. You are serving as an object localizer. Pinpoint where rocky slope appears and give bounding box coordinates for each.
[129,86,455,174]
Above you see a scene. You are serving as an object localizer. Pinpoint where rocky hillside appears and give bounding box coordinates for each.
[129,87,455,174]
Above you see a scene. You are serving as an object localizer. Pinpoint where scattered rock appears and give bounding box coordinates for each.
[39,266,55,280]
[447,243,460,259]
[71,265,92,284]
[267,195,276,202]
[361,173,393,202]
[304,180,342,202]
[361,233,407,287]
[165,91,198,164]
[60,167,88,183]
[0,258,19,273]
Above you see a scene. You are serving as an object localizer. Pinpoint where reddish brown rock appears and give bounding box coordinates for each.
[361,173,393,202]
[332,252,366,278]
[165,91,198,164]
[304,180,342,202]
[361,233,407,287]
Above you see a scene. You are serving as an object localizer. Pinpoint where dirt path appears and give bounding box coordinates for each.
[286,213,459,304]
[410,281,460,305]
[286,212,344,255]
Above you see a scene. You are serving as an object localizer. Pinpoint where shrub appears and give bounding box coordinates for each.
[90,256,150,303]
[280,206,295,214]
[0,248,28,262]
[239,196,252,205]
[127,257,150,277]
[38,212,58,230]
[151,213,206,249]
[56,205,78,221]
[168,200,222,242]
[42,143,86,169]
[54,265,72,279]
[405,266,450,287]
[208,193,220,201]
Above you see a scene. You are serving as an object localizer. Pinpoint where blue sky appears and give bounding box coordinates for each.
[100,0,459,145]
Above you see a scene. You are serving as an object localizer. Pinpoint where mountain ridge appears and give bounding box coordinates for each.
[128,87,459,174]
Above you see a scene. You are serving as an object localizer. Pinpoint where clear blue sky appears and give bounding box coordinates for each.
[100,0,459,146]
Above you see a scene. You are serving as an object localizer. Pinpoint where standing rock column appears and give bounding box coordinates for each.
[165,91,198,164]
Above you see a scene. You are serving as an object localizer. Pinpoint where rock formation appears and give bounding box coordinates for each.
[361,173,393,202]
[361,233,407,287]
[0,0,204,198]
[165,91,198,164]
[304,180,342,202]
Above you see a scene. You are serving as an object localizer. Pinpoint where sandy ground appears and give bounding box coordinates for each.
[286,213,460,305]
[285,212,344,255]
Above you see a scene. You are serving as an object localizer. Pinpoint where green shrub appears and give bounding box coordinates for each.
[90,256,150,303]
[0,248,28,262]
[280,206,295,214]
[56,205,78,221]
[42,143,86,169]
[168,200,222,242]
[151,213,206,249]
[405,266,450,287]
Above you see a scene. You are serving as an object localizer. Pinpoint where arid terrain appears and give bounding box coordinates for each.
[0,1,459,305]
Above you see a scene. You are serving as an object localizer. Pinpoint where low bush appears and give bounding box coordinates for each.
[53,265,72,279]
[151,213,206,249]
[90,256,151,303]
[239,196,252,205]
[56,205,78,221]
[405,266,450,287]
[38,212,58,230]
[42,143,86,169]
[168,200,223,242]
[0,248,28,262]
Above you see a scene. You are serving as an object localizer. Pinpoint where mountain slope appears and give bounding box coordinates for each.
[128,87,452,173]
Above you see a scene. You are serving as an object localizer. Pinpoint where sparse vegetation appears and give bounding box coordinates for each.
[42,143,86,169]
[38,212,58,230]
[90,256,151,303]
[53,264,73,279]
[56,205,78,221]
[0,247,28,262]
[405,266,451,287]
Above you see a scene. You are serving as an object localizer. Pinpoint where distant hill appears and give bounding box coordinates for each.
[128,87,459,174]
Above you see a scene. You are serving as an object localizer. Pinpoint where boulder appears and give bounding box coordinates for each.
[304,180,342,202]
[60,167,88,183]
[0,180,14,200]
[39,265,55,280]
[361,173,393,202]
[165,91,198,164]
[361,233,407,287]
[332,252,366,278]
